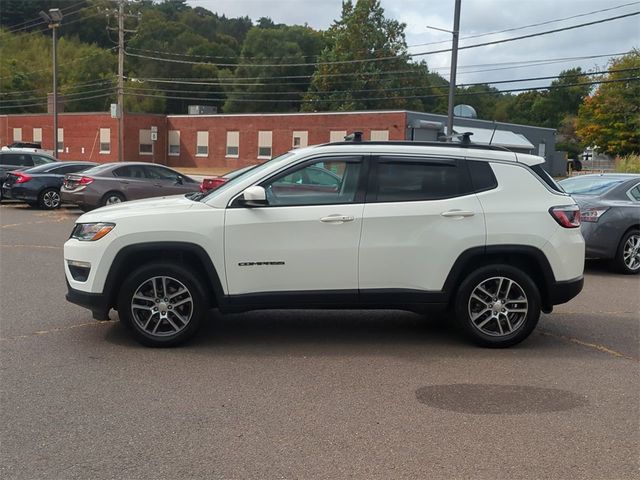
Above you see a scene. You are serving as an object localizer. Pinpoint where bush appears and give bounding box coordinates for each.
[615,154,640,173]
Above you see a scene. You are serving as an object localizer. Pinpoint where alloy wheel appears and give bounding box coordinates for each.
[623,234,640,271]
[105,195,122,205]
[468,276,528,337]
[130,276,193,337]
[43,190,61,208]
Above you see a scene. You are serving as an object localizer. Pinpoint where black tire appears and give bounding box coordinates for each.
[613,229,640,275]
[38,188,62,209]
[101,191,125,207]
[117,262,208,347]
[454,264,541,348]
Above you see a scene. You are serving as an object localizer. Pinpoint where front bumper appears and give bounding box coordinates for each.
[548,275,584,306]
[66,279,111,320]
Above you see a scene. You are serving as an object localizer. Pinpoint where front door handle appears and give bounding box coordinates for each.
[320,214,355,224]
[441,210,475,218]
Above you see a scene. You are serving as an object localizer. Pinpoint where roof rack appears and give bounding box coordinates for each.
[322,139,515,153]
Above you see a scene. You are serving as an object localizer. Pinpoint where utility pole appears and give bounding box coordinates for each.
[447,0,462,140]
[117,0,124,162]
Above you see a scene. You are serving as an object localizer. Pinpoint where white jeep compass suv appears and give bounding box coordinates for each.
[64,140,584,348]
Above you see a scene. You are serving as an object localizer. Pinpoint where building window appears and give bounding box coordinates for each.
[329,130,347,143]
[57,128,64,152]
[168,130,180,156]
[99,128,110,153]
[33,128,42,143]
[226,131,239,157]
[258,131,272,159]
[196,131,209,156]
[13,128,22,142]
[292,131,308,149]
[370,130,389,141]
[139,129,153,155]
[539,141,546,158]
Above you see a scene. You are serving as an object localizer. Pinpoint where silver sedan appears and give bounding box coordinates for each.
[559,173,640,274]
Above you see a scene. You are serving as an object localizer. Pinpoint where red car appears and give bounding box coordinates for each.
[200,166,255,193]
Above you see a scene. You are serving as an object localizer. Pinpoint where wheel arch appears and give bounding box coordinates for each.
[103,242,224,312]
[102,190,126,203]
[443,245,556,308]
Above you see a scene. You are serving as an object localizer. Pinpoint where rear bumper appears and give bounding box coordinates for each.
[3,185,37,202]
[548,276,584,306]
[65,279,111,320]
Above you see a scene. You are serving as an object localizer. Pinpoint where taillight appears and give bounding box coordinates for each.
[14,173,32,184]
[549,205,581,228]
[78,176,94,185]
[580,207,609,223]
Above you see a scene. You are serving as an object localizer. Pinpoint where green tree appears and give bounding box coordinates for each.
[222,25,325,113]
[577,51,640,155]
[302,0,430,111]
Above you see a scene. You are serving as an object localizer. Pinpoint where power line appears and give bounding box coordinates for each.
[123,52,633,88]
[0,79,115,96]
[0,91,115,110]
[0,86,117,104]
[122,77,640,104]
[124,11,640,68]
[2,2,97,34]
[121,68,639,99]
[408,1,640,48]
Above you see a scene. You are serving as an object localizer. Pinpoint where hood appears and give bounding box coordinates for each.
[77,194,212,223]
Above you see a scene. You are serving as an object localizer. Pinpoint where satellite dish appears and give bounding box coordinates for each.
[453,104,477,119]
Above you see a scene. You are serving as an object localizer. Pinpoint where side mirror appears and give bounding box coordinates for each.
[239,185,267,207]
[175,175,183,185]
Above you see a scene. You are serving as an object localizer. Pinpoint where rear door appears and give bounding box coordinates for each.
[144,165,197,195]
[112,165,153,200]
[358,155,486,294]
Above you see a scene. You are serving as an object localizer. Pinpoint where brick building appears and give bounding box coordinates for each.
[1,110,563,174]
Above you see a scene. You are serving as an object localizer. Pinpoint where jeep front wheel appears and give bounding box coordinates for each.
[117,263,207,347]
[455,265,541,348]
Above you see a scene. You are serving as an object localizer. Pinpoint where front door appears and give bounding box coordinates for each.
[224,156,365,298]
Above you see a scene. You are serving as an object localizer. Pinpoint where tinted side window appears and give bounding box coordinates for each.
[373,157,469,202]
[467,160,498,192]
[627,185,640,202]
[53,164,93,175]
[531,164,564,193]
[144,166,180,181]
[114,165,147,178]
[1,153,33,167]
[32,155,55,165]
[261,157,362,206]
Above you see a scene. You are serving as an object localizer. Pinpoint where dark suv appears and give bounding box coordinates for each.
[0,150,58,200]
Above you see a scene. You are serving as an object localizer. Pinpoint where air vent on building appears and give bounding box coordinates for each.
[188,105,217,115]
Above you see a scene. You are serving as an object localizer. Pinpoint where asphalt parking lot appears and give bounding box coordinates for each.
[1,202,638,480]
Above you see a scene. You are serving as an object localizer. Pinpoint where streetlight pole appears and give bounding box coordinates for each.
[39,9,63,158]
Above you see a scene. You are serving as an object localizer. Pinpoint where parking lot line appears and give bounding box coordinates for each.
[539,329,639,362]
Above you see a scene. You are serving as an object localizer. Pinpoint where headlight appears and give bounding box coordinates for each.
[71,222,115,241]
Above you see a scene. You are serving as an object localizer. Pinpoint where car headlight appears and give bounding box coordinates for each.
[71,222,115,241]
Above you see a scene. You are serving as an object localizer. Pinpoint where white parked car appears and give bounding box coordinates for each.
[63,140,584,348]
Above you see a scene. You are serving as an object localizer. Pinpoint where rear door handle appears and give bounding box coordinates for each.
[320,214,355,223]
[441,210,475,218]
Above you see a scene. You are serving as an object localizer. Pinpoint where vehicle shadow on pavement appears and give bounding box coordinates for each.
[101,309,604,360]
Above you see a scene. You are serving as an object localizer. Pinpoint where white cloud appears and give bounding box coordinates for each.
[187,0,640,90]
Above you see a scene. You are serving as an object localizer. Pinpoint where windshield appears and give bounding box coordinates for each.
[197,152,296,202]
[559,176,628,196]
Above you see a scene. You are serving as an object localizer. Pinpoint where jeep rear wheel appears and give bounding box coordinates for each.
[455,265,541,348]
[117,263,207,347]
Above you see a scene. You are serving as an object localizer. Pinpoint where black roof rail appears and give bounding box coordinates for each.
[319,139,515,153]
